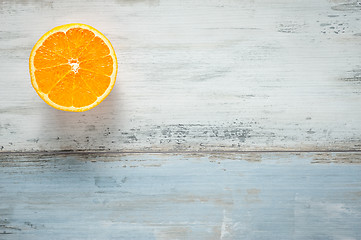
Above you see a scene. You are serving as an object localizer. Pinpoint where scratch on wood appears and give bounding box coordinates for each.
[331,1,361,11]
[312,153,361,164]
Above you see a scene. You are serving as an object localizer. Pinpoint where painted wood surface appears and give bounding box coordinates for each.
[1,1,361,239]
[1,0,361,152]
[1,152,361,239]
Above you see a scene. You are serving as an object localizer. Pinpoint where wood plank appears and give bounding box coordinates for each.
[1,152,361,239]
[1,0,361,152]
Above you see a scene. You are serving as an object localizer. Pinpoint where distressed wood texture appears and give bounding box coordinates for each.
[2,1,361,239]
[1,152,361,239]
[1,0,361,152]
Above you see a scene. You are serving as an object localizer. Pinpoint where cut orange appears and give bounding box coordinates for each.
[29,23,117,112]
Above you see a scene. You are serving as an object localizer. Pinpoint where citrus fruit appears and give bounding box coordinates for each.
[29,23,117,112]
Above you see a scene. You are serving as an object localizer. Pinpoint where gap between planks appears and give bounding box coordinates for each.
[1,149,361,156]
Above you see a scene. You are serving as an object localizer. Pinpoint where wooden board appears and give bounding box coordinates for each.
[1,1,361,239]
[1,152,361,239]
[1,0,361,152]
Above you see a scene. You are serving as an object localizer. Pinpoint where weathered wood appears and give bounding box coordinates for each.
[1,0,361,152]
[1,2,361,239]
[1,152,361,239]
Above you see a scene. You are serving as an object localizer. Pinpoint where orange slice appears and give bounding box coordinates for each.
[29,23,117,112]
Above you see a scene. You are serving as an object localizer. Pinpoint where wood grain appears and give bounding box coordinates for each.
[1,0,361,152]
[1,152,361,239]
[1,1,361,239]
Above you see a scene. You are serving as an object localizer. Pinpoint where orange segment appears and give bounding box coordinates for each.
[79,55,114,76]
[48,72,74,107]
[29,23,117,112]
[41,32,71,59]
[78,69,111,97]
[73,74,98,107]
[66,28,95,58]
[34,45,68,69]
[79,36,110,61]
[34,64,71,94]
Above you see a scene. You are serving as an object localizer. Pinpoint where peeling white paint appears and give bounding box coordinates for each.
[220,210,232,240]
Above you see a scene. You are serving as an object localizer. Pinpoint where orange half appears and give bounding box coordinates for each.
[29,23,117,112]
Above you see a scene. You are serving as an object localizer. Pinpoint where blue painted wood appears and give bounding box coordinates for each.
[1,153,361,239]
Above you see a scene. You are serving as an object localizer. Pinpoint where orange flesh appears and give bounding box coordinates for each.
[33,27,113,108]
